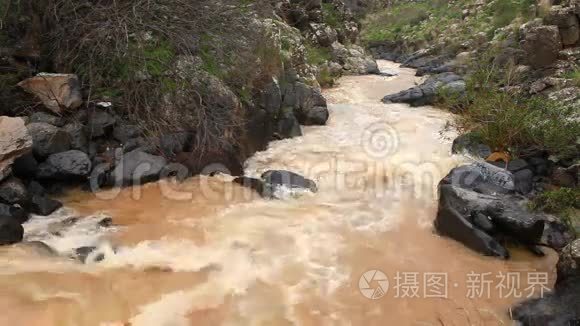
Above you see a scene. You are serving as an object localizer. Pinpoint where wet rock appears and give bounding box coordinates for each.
[0,116,33,181]
[276,107,303,139]
[451,133,492,159]
[159,132,193,158]
[86,109,116,138]
[0,203,28,224]
[74,246,105,263]
[261,170,318,193]
[298,106,329,126]
[29,112,65,127]
[17,74,83,114]
[382,73,465,107]
[434,162,573,258]
[27,122,71,159]
[520,23,562,68]
[0,177,29,206]
[37,150,92,180]
[0,219,23,245]
[109,150,167,186]
[30,195,63,216]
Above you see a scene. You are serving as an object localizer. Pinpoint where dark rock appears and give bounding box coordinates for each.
[27,122,71,159]
[26,181,46,196]
[0,219,23,245]
[123,137,146,153]
[30,195,63,216]
[451,133,492,159]
[74,246,105,263]
[298,106,329,126]
[97,217,113,228]
[434,163,574,258]
[12,152,38,179]
[261,170,318,193]
[37,150,92,180]
[29,112,65,127]
[260,79,282,116]
[159,132,193,157]
[528,157,550,176]
[63,123,88,152]
[520,23,562,68]
[86,109,116,138]
[276,107,303,139]
[0,177,29,205]
[109,150,167,186]
[514,169,534,194]
[0,203,28,224]
[507,159,530,173]
[382,73,465,107]
[113,124,140,143]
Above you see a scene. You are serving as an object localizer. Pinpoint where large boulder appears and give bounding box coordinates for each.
[434,162,574,259]
[331,42,379,75]
[17,73,83,114]
[283,82,329,126]
[0,116,32,181]
[545,5,580,46]
[27,122,71,159]
[520,23,563,68]
[108,150,167,186]
[382,73,465,107]
[276,107,303,139]
[37,150,92,180]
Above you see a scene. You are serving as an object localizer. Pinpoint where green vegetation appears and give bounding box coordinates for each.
[361,0,536,51]
[441,59,580,159]
[322,3,342,30]
[305,43,332,66]
[531,188,580,235]
[563,68,580,87]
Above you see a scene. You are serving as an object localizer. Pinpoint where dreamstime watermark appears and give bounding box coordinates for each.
[81,120,460,203]
[358,270,551,300]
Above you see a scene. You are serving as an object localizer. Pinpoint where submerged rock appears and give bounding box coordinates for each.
[382,72,465,107]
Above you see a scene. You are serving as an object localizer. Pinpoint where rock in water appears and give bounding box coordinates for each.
[30,195,63,216]
[0,219,23,245]
[434,162,574,258]
[261,170,318,193]
[0,116,33,182]
[37,150,92,180]
[17,73,83,114]
[382,72,465,107]
[109,150,167,186]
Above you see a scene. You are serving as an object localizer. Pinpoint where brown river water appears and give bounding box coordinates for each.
[0,61,557,326]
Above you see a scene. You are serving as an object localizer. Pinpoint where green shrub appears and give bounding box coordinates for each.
[305,43,331,66]
[563,68,580,87]
[441,59,580,158]
[531,188,580,235]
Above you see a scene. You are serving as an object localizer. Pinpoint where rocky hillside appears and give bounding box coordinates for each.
[0,0,378,244]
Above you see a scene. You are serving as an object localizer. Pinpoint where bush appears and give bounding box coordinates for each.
[45,0,278,152]
[531,188,580,235]
[440,59,580,159]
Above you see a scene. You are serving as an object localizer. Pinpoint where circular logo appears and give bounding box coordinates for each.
[361,122,399,159]
[359,269,389,300]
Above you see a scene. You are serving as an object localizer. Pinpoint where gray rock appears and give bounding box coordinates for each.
[382,73,465,107]
[452,133,492,159]
[109,150,167,186]
[63,123,88,152]
[300,106,329,126]
[0,177,29,205]
[27,122,71,158]
[30,195,62,216]
[113,124,140,143]
[0,116,33,181]
[261,170,318,192]
[545,5,580,46]
[86,109,116,138]
[37,150,92,180]
[276,107,303,139]
[434,163,573,259]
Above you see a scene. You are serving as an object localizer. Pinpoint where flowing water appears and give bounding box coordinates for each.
[0,61,557,326]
